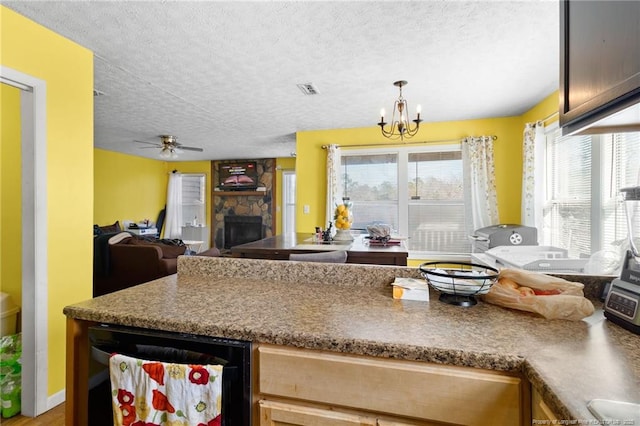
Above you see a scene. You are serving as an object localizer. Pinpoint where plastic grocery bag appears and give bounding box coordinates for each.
[480,268,595,321]
[0,333,21,418]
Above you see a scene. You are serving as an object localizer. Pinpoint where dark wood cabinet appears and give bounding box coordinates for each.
[560,0,640,134]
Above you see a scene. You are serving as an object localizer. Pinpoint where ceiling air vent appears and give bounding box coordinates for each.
[297,83,320,95]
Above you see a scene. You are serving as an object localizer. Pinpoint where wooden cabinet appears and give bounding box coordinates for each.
[259,400,443,426]
[560,0,640,134]
[260,400,377,426]
[257,344,527,426]
[531,387,558,422]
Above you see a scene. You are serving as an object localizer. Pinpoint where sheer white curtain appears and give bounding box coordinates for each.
[326,144,342,228]
[521,121,545,231]
[462,136,499,232]
[164,172,183,239]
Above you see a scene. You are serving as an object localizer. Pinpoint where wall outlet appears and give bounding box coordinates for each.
[303,205,310,214]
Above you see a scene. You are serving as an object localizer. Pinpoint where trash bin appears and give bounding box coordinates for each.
[0,333,21,418]
[0,293,19,337]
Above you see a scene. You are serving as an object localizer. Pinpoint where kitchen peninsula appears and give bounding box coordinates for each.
[64,257,639,425]
[230,232,408,265]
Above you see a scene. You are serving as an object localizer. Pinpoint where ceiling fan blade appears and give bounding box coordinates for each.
[133,140,162,147]
[179,146,204,152]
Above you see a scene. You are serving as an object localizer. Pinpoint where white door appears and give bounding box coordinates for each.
[282,171,296,235]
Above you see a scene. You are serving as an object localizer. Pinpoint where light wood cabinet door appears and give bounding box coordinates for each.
[377,418,450,426]
[259,400,377,426]
[532,388,558,421]
[259,344,524,425]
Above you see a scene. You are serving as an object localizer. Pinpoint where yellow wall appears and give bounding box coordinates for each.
[296,117,524,233]
[94,151,214,241]
[295,93,558,264]
[0,84,22,305]
[94,149,168,227]
[521,91,559,127]
[1,6,94,396]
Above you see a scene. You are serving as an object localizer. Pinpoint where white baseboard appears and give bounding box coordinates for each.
[47,389,65,410]
[43,370,109,413]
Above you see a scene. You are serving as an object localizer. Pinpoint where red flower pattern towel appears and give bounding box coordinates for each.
[109,353,223,426]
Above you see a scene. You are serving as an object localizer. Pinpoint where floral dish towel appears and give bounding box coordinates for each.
[109,353,223,426]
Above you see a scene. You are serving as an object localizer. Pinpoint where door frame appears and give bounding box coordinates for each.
[1,66,49,416]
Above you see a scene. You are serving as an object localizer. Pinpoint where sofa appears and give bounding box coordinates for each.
[93,231,220,297]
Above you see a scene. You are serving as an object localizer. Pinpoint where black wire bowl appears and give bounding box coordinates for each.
[419,262,499,307]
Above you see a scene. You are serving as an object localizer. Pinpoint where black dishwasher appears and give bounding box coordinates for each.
[87,324,252,426]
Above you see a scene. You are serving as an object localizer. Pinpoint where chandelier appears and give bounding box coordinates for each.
[377,80,422,140]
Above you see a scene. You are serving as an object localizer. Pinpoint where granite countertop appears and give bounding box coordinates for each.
[64,256,640,422]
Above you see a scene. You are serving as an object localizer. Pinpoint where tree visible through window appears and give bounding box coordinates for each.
[340,146,469,254]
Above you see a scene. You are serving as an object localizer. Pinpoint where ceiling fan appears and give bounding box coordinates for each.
[134,135,203,159]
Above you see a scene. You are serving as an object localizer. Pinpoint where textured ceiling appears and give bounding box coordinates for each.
[3,1,559,161]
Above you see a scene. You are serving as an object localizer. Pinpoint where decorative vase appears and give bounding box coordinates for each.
[333,200,354,241]
[333,229,353,241]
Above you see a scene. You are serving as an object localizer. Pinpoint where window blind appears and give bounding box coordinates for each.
[181,174,206,225]
[543,133,592,257]
[341,146,467,254]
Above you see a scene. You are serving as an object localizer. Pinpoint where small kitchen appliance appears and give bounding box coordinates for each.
[604,186,640,335]
[469,224,538,252]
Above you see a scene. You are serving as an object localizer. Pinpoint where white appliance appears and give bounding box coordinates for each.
[473,246,588,273]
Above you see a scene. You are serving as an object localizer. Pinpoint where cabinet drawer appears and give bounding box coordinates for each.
[259,400,377,426]
[258,345,523,425]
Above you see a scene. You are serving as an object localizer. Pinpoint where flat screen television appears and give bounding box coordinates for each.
[219,161,258,190]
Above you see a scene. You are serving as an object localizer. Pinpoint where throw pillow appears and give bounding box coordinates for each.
[125,237,186,258]
[98,220,122,234]
[108,232,133,245]
[154,243,186,259]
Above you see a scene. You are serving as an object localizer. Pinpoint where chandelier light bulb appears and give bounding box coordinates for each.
[416,104,422,114]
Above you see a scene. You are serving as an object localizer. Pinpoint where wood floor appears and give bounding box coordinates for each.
[0,403,64,426]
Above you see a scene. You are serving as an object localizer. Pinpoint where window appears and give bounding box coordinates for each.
[543,130,640,258]
[341,145,468,254]
[408,151,467,253]
[181,174,206,226]
[342,153,399,231]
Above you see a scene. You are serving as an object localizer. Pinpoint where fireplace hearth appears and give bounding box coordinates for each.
[224,215,263,249]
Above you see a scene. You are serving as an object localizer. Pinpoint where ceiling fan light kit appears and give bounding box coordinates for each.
[378,80,423,141]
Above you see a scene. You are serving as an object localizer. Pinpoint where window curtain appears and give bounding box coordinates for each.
[462,136,499,232]
[164,171,183,239]
[522,121,545,231]
[326,144,342,228]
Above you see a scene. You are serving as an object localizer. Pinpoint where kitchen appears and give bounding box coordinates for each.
[63,1,640,424]
[1,0,640,426]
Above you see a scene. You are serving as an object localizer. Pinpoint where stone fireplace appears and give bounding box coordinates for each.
[223,215,263,249]
[212,158,275,250]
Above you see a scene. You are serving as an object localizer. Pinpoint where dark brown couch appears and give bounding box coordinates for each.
[93,232,219,297]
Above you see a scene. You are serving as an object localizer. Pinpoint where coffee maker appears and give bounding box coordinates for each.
[604,186,640,334]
